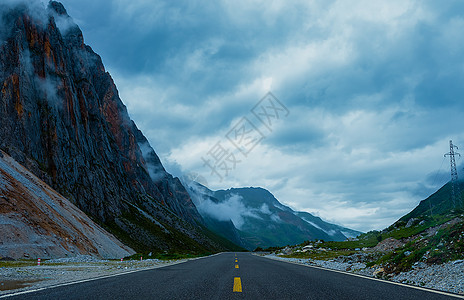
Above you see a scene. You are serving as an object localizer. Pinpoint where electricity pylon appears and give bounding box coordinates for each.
[444,140,461,208]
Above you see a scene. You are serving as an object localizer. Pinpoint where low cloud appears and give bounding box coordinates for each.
[138,141,166,182]
[189,190,261,230]
[51,11,77,36]
[185,180,285,229]
[1,1,50,28]
[35,76,62,107]
[18,47,63,109]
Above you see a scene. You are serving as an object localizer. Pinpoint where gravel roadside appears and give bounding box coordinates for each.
[0,255,192,297]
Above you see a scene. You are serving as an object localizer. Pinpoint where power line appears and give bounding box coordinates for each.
[428,156,446,217]
[444,140,461,208]
[430,156,446,188]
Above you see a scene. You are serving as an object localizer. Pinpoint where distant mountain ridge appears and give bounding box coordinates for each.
[0,1,239,254]
[294,211,362,240]
[185,182,362,250]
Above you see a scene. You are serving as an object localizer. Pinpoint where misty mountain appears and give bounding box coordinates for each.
[0,1,240,254]
[185,182,362,250]
[183,181,247,249]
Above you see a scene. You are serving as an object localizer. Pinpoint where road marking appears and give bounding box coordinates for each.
[261,255,464,299]
[235,264,239,269]
[233,277,242,292]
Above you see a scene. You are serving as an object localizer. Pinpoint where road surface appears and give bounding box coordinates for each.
[2,252,461,299]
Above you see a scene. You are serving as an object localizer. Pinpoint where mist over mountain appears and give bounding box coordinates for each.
[0,1,239,254]
[184,181,362,250]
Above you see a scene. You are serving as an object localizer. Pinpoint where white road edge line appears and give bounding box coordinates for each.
[260,255,464,299]
[0,252,224,298]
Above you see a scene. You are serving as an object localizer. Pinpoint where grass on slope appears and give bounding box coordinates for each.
[103,204,243,256]
[367,219,464,273]
[282,250,357,260]
[400,182,464,221]
[321,213,458,251]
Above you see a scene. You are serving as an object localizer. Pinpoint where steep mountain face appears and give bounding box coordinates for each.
[0,150,134,259]
[0,1,233,253]
[186,183,362,250]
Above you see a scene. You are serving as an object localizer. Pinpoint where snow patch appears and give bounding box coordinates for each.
[301,217,337,236]
[341,230,359,239]
[302,218,323,230]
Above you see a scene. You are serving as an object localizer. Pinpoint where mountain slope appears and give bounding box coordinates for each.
[399,181,464,223]
[294,211,362,239]
[0,1,237,254]
[183,181,247,249]
[214,188,362,249]
[0,150,135,259]
[186,182,362,250]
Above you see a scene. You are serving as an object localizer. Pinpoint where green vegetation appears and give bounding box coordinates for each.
[103,205,209,255]
[103,202,244,256]
[283,250,357,260]
[0,260,38,268]
[368,219,464,273]
[256,182,464,276]
[321,234,379,250]
[400,182,464,221]
[253,245,286,252]
[199,224,247,253]
[125,252,208,261]
[388,214,456,239]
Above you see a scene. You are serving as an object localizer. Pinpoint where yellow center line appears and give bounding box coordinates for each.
[235,264,239,269]
[233,277,242,292]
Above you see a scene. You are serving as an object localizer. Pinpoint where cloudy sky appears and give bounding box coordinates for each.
[56,0,464,232]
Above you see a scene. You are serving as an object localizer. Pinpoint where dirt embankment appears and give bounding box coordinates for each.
[0,150,134,260]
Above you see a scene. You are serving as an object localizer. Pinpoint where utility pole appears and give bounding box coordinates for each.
[444,140,461,208]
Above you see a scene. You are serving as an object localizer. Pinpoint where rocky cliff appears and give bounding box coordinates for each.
[0,1,233,253]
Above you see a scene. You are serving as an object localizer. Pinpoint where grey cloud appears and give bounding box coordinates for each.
[18,48,34,75]
[18,47,62,109]
[52,0,464,232]
[138,142,166,182]
[263,120,327,154]
[50,9,77,35]
[35,76,61,107]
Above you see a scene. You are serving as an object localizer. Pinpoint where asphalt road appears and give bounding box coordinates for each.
[3,252,461,300]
